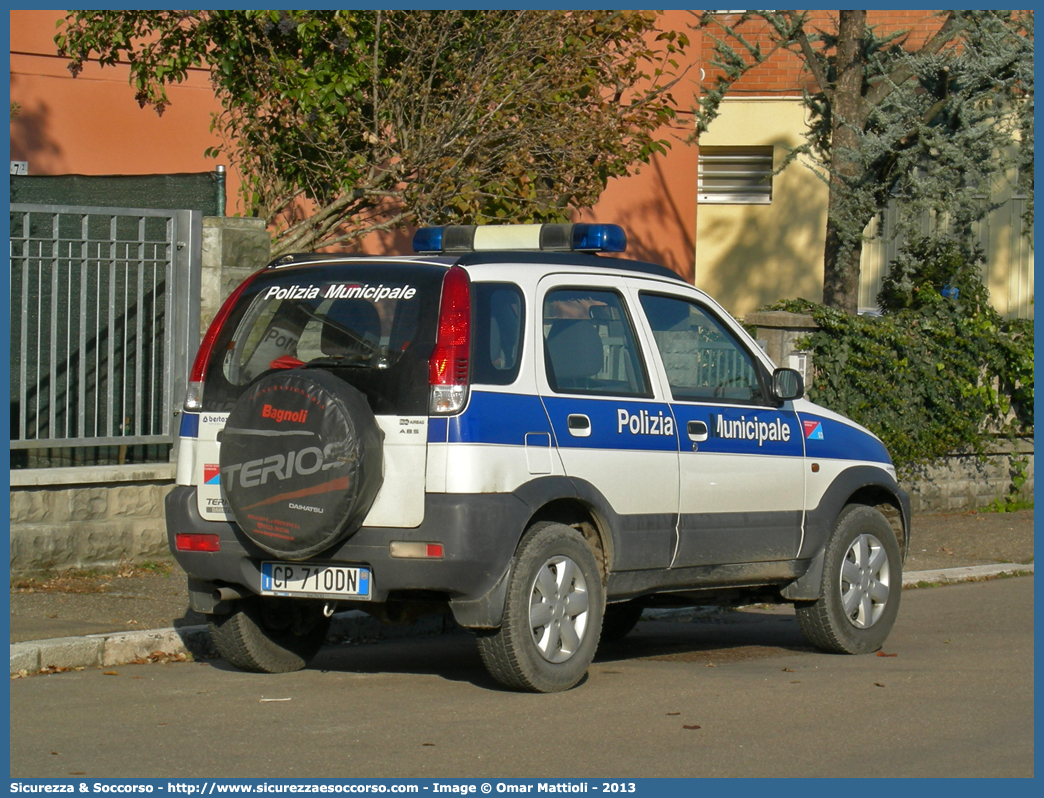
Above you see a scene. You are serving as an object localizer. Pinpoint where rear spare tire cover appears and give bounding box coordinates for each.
[219,369,384,560]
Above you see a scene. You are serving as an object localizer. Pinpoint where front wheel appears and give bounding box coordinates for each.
[477,522,604,692]
[796,505,902,655]
[209,596,331,673]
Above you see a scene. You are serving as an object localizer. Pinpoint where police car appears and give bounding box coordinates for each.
[166,223,910,693]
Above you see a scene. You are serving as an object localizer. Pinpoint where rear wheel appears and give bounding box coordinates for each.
[796,505,902,655]
[477,522,603,692]
[209,596,331,673]
[600,599,645,643]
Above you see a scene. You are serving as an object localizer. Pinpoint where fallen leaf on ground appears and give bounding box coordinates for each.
[666,712,680,716]
[876,651,897,658]
[103,671,118,676]
[874,683,885,688]
[782,667,795,672]
[682,725,702,730]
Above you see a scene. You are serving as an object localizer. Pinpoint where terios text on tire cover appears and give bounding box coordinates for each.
[167,222,911,693]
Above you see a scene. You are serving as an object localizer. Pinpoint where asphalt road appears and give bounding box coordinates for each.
[9,576,1033,779]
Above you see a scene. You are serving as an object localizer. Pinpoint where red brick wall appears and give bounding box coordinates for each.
[698,11,946,96]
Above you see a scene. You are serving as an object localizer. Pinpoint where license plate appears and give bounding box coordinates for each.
[260,562,371,600]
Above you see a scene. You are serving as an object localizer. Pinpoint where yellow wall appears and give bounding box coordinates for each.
[695,99,828,318]
[701,98,1034,320]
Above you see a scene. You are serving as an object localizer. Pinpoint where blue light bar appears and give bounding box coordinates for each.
[412,223,627,254]
[412,227,444,254]
[571,223,626,253]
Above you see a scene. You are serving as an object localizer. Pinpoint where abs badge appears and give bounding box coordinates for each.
[803,420,825,440]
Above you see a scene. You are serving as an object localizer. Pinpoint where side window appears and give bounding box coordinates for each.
[639,293,765,403]
[472,283,524,385]
[543,288,649,397]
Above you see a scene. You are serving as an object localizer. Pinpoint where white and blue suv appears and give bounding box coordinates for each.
[166,223,910,693]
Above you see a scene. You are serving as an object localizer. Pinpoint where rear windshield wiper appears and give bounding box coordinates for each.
[298,305,380,356]
[304,355,373,368]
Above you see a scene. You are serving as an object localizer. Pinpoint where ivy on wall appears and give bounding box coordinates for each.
[769,238,1033,477]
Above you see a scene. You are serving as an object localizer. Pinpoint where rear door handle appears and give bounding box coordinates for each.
[567,414,591,438]
[687,420,708,442]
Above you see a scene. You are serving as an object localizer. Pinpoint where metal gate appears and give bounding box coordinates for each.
[859,195,1035,319]
[9,204,201,460]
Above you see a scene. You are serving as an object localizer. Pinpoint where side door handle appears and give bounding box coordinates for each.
[567,414,591,438]
[687,420,708,442]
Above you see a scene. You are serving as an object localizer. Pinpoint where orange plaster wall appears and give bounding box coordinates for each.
[577,8,699,282]
[10,9,246,213]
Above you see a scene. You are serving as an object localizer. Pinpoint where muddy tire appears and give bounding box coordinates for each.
[600,600,645,643]
[219,369,383,560]
[209,596,331,673]
[796,505,903,655]
[477,522,603,693]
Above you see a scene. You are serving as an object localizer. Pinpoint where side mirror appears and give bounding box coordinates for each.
[771,367,804,402]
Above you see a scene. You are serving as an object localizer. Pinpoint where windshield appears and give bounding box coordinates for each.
[200,261,446,414]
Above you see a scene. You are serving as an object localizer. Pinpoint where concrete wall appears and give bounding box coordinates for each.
[10,465,176,577]
[906,440,1035,515]
[200,216,272,336]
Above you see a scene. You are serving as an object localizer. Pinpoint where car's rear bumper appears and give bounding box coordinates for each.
[165,485,529,612]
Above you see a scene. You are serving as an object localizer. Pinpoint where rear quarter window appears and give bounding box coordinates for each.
[472,283,525,386]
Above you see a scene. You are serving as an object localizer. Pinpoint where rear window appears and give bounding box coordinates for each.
[200,262,446,414]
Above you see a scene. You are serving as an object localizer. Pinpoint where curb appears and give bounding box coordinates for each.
[10,608,457,677]
[10,563,1034,676]
[902,561,1033,586]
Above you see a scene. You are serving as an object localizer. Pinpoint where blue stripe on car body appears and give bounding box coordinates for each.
[180,412,200,438]
[796,413,892,465]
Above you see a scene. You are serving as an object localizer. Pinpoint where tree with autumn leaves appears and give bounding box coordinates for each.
[57,10,688,258]
[57,10,1032,313]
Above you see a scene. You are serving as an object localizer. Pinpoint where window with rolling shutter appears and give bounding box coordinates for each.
[698,146,774,204]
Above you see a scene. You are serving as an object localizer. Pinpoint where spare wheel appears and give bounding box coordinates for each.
[219,369,384,560]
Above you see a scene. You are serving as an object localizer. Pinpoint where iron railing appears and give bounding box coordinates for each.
[10,204,200,454]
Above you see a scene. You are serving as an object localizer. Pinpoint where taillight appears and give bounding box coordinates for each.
[184,269,264,411]
[429,264,471,414]
[175,533,221,552]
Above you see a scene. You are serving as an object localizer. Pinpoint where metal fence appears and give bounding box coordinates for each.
[10,204,200,459]
[859,193,1034,319]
